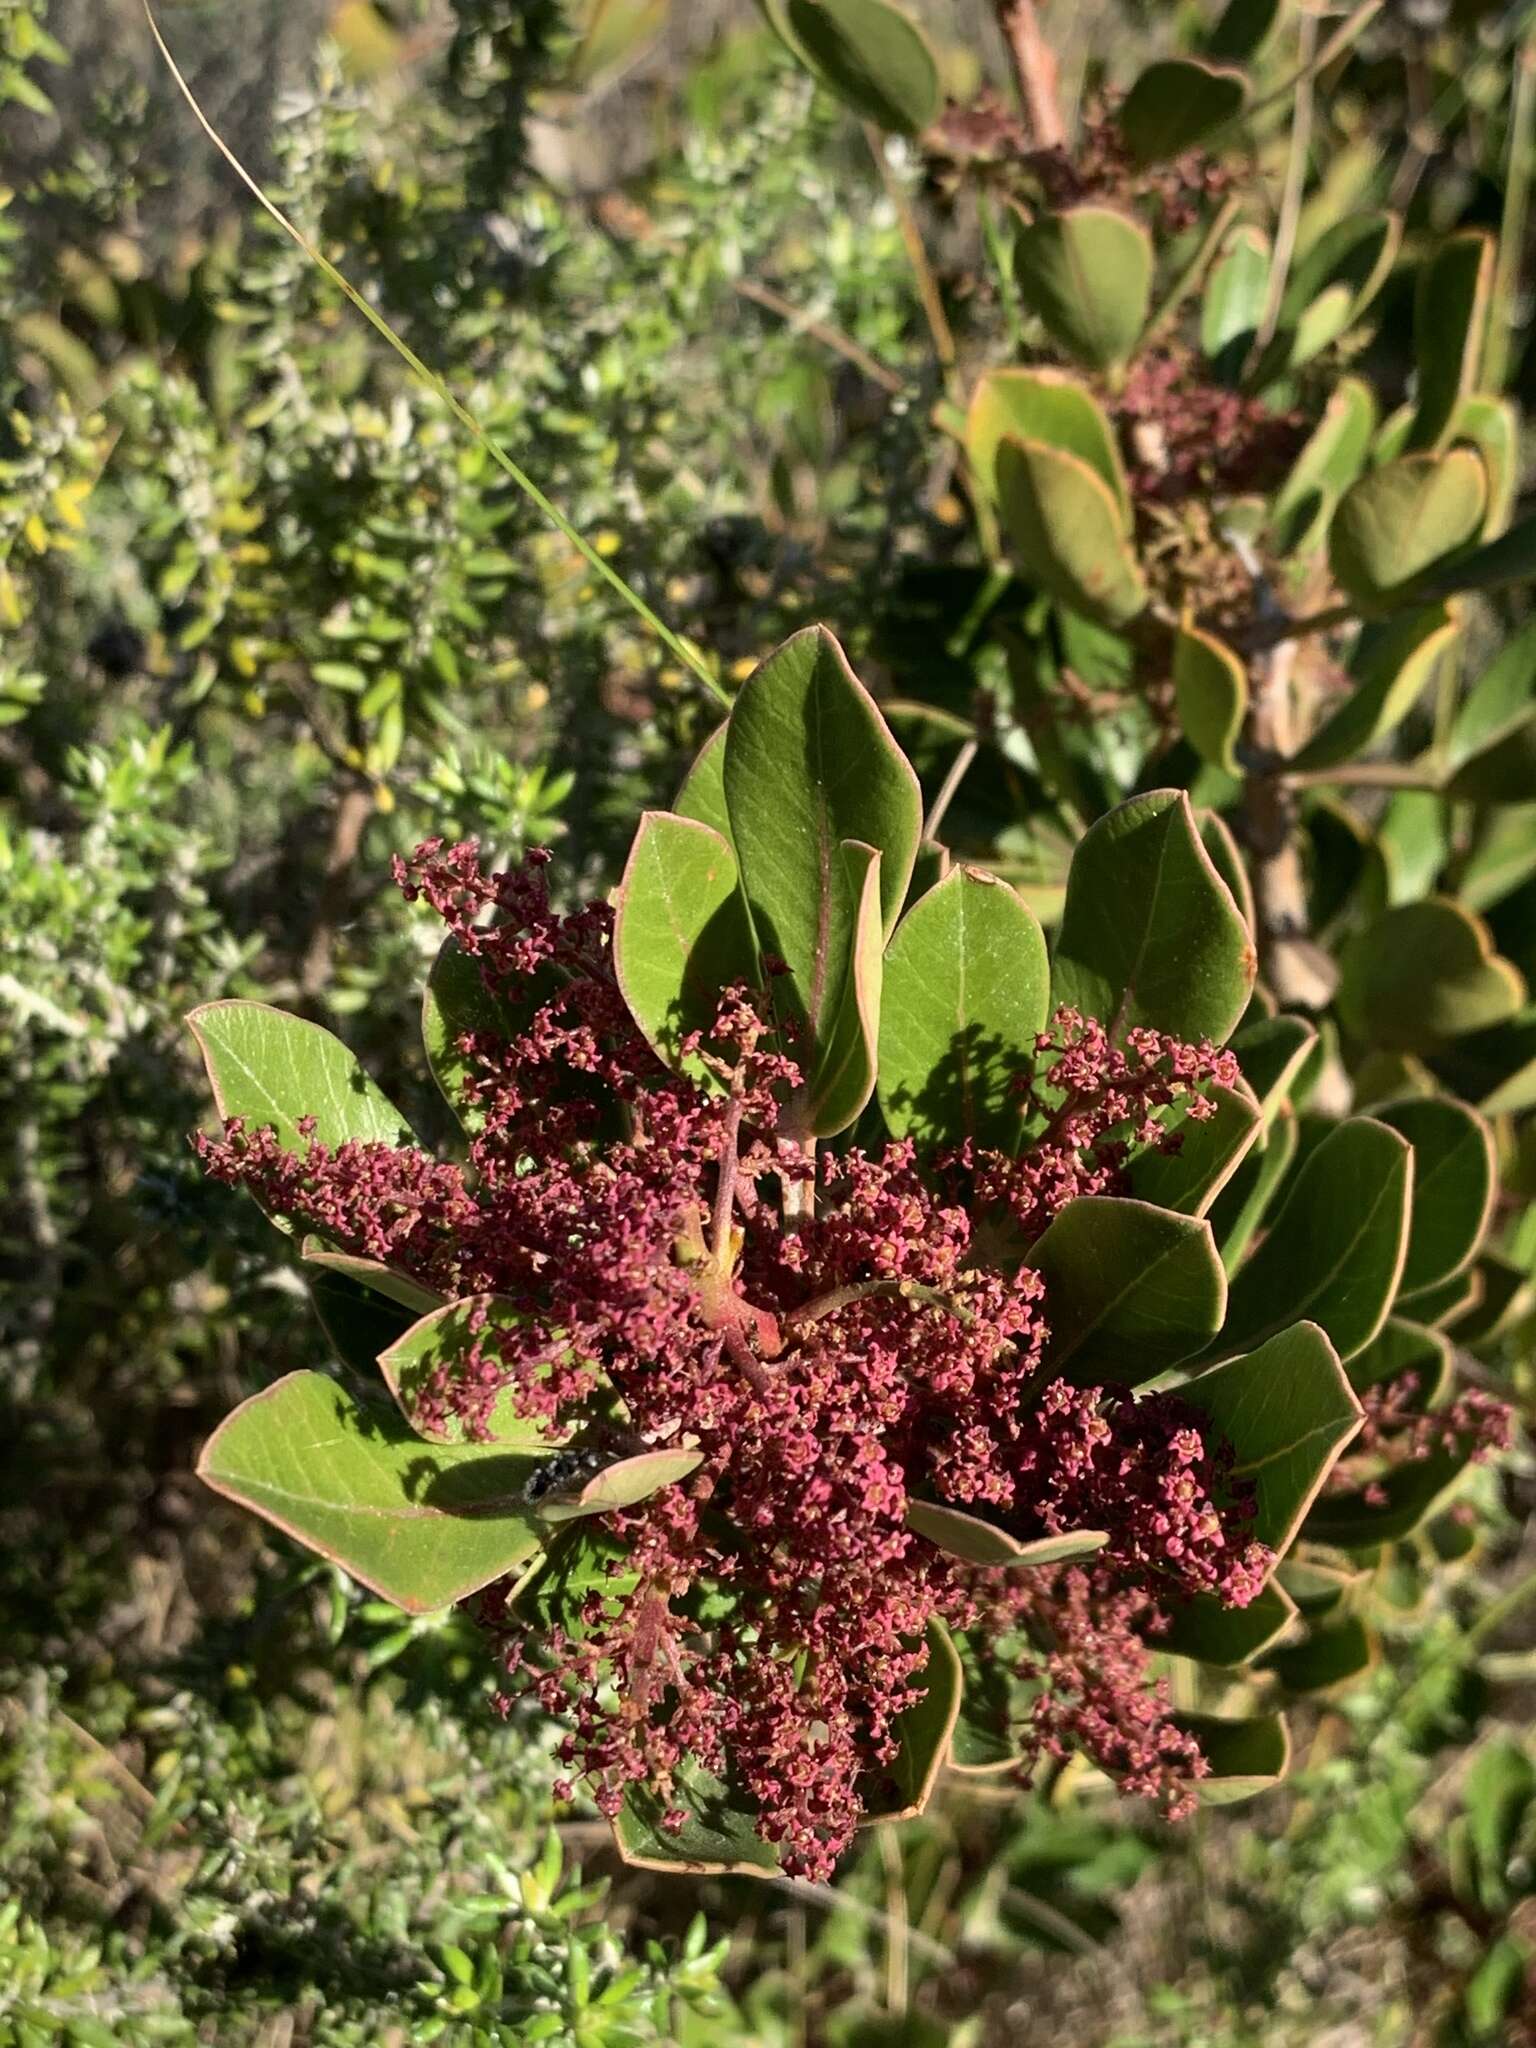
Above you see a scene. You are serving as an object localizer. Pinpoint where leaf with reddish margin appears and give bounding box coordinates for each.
[906,1500,1108,1568]
[377,1295,572,1448]
[1027,1196,1228,1385]
[613,810,758,1079]
[197,1370,550,1614]
[537,1448,704,1524]
[188,999,413,1155]
[1181,1322,1362,1570]
[1050,790,1255,1047]
[723,626,920,1054]
[878,864,1050,1150]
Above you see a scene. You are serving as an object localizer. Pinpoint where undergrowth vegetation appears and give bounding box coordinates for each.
[3,0,1536,2042]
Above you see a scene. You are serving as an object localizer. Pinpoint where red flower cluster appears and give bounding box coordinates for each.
[1115,345,1308,507]
[199,843,1272,1879]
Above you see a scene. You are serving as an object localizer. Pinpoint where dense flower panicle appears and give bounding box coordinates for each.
[1333,1374,1515,1510]
[200,843,1355,1878]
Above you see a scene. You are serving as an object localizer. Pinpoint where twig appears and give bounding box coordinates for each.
[300,782,374,999]
[923,739,978,843]
[995,1,1065,149]
[770,1876,956,1970]
[864,124,959,392]
[1237,600,1359,655]
[142,0,727,708]
[1252,6,1317,357]
[1241,0,1387,127]
[878,1825,910,2013]
[1286,760,1444,790]
[730,277,905,396]
[1483,31,1536,393]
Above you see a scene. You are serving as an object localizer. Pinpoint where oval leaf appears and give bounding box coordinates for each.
[906,1499,1109,1569]
[614,810,758,1078]
[197,1371,549,1614]
[1376,1095,1495,1295]
[1182,1322,1363,1566]
[878,864,1049,1149]
[1012,204,1153,371]
[377,1295,572,1448]
[188,1000,413,1154]
[965,367,1130,520]
[1329,451,1489,610]
[1338,899,1526,1052]
[1120,58,1248,166]
[1211,1119,1411,1362]
[1174,620,1249,775]
[722,626,921,1051]
[1405,231,1494,456]
[784,0,941,133]
[996,435,1148,627]
[1026,1196,1228,1386]
[538,1447,705,1524]
[1050,789,1256,1045]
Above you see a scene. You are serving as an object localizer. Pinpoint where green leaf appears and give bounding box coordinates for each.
[1026,1197,1227,1386]
[1207,0,1284,62]
[1447,1250,1534,1348]
[1397,1267,1483,1330]
[1159,1581,1298,1668]
[1338,900,1526,1051]
[800,839,885,1137]
[1430,1009,1536,1117]
[964,368,1129,520]
[1182,1323,1361,1564]
[1012,204,1154,371]
[1125,1081,1263,1218]
[1304,1450,1474,1549]
[421,937,519,1132]
[538,1448,705,1524]
[722,627,921,1057]
[1272,212,1400,372]
[301,1239,442,1315]
[995,436,1148,628]
[862,1619,963,1820]
[1329,451,1489,611]
[1263,1613,1377,1695]
[1411,505,1536,607]
[1453,393,1518,535]
[1212,1120,1411,1362]
[376,1296,571,1448]
[1176,1711,1291,1804]
[614,1760,782,1876]
[906,1500,1108,1568]
[783,0,941,133]
[1173,621,1248,775]
[1270,376,1377,557]
[188,1000,413,1155]
[1120,58,1248,166]
[1290,605,1460,773]
[1050,790,1255,1045]
[949,1628,1037,1773]
[1405,232,1494,455]
[308,1268,418,1380]
[1460,1739,1536,1908]
[877,865,1049,1149]
[1228,1012,1316,1126]
[1342,1317,1451,1402]
[1375,1096,1495,1295]
[1201,223,1269,371]
[613,811,758,1077]
[197,1371,549,1613]
[672,722,730,837]
[1213,1106,1297,1271]
[1446,621,1536,804]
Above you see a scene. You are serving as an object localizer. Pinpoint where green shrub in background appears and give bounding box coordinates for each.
[4,0,1536,2041]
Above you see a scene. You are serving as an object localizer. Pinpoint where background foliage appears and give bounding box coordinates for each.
[3,0,1536,2041]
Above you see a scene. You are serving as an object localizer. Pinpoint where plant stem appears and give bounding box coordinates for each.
[1483,30,1536,394]
[1287,760,1444,790]
[1252,6,1317,358]
[1138,195,1241,355]
[995,0,1065,149]
[1241,0,1387,128]
[978,188,1026,353]
[1238,600,1359,655]
[711,1100,745,1267]
[864,124,960,395]
[730,276,906,395]
[923,739,978,842]
[143,0,728,708]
